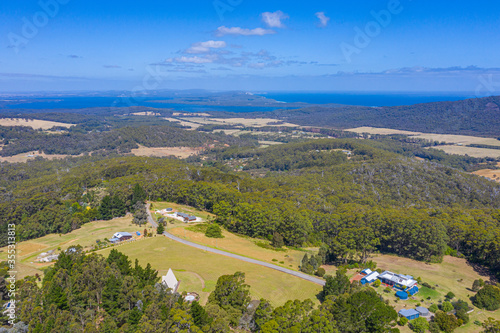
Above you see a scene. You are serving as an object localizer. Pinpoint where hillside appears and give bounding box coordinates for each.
[258,95,500,137]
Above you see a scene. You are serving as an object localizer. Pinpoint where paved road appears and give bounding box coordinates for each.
[146,205,325,286]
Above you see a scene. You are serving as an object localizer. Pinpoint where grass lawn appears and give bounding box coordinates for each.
[0,216,143,279]
[167,224,309,272]
[98,236,322,307]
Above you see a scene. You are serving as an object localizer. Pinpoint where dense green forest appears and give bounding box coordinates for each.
[1,138,500,280]
[254,95,500,137]
[0,125,256,156]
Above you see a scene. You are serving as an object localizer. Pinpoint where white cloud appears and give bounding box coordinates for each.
[315,12,330,28]
[216,26,276,36]
[166,55,218,64]
[186,40,227,54]
[261,11,289,28]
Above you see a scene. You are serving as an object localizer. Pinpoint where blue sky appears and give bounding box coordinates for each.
[1,0,500,93]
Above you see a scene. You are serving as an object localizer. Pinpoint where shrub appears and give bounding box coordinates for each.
[441,301,454,312]
[373,279,381,287]
[422,282,433,289]
[434,311,459,333]
[315,267,326,277]
[398,317,408,326]
[429,304,439,313]
[384,287,392,293]
[445,291,455,300]
[205,224,223,238]
[452,299,469,312]
[472,279,482,292]
[473,285,500,311]
[429,321,440,333]
[410,317,429,333]
[455,309,469,324]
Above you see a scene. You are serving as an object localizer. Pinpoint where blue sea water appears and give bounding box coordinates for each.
[260,92,475,107]
[0,92,476,112]
[0,97,286,113]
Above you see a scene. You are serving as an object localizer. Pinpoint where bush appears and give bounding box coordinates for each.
[473,285,500,311]
[398,317,408,326]
[429,304,439,313]
[205,224,223,238]
[384,287,392,293]
[373,279,381,287]
[455,309,469,324]
[315,267,326,277]
[410,317,429,333]
[429,321,440,333]
[452,299,469,312]
[434,311,459,333]
[442,301,454,312]
[472,279,482,292]
[422,282,433,289]
[445,291,455,300]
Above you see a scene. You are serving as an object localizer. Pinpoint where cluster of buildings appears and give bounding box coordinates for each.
[360,269,420,299]
[398,307,430,320]
[155,208,198,223]
[359,269,431,321]
[36,249,59,262]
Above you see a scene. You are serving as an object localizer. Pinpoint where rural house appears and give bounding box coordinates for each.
[398,309,420,320]
[378,271,418,289]
[175,212,197,222]
[112,232,133,241]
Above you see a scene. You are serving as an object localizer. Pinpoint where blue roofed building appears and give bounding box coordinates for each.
[398,309,420,320]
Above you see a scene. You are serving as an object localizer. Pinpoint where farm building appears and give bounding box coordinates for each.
[361,271,380,285]
[399,309,420,320]
[109,237,120,244]
[416,307,430,317]
[112,232,133,241]
[378,271,418,289]
[176,212,197,222]
[162,268,179,292]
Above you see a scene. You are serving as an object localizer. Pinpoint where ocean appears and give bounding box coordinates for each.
[0,92,476,112]
[259,92,475,107]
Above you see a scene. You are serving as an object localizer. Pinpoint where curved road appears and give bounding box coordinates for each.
[146,204,325,286]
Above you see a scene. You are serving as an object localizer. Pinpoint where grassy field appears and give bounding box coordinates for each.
[0,216,143,279]
[436,145,500,158]
[98,236,322,306]
[0,118,74,129]
[208,117,299,128]
[473,163,500,182]
[167,225,307,271]
[0,152,82,163]
[347,126,500,158]
[130,145,201,159]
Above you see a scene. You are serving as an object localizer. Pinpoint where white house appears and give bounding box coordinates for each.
[162,268,179,292]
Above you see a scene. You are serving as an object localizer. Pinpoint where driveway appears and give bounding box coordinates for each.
[146,204,325,286]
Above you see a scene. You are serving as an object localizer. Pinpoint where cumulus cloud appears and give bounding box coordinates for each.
[186,40,227,54]
[166,55,219,64]
[261,11,289,28]
[216,26,276,36]
[315,12,330,28]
